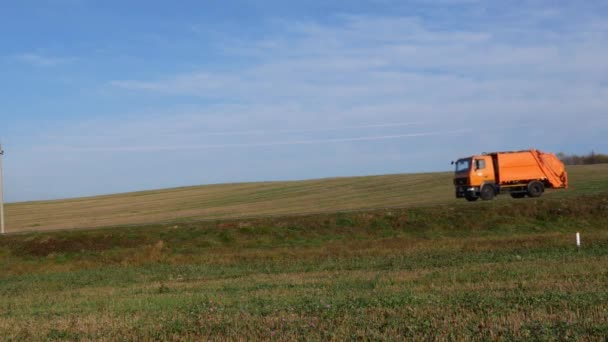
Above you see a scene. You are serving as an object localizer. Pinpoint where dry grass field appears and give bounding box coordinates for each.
[6,164,608,233]
[1,165,607,340]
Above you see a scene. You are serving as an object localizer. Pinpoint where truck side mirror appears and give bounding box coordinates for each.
[451,161,455,165]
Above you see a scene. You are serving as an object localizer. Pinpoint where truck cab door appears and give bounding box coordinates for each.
[471,156,496,184]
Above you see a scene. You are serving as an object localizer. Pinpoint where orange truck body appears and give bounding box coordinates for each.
[453,149,568,201]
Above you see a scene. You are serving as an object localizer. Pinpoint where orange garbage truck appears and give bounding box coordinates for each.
[453,149,568,201]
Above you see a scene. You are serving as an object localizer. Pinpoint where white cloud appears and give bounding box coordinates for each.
[108,14,608,128]
[100,10,606,157]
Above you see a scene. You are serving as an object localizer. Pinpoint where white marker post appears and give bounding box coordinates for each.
[0,143,4,234]
[576,232,581,248]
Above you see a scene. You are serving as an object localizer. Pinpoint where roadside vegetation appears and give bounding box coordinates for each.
[1,180,607,339]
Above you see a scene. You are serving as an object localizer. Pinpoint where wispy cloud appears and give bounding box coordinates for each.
[108,13,608,132]
[15,53,73,67]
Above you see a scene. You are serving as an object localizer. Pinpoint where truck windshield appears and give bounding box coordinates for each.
[455,158,471,173]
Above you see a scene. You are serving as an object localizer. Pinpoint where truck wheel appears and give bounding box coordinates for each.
[510,192,526,199]
[480,184,495,201]
[527,181,544,198]
[465,194,478,202]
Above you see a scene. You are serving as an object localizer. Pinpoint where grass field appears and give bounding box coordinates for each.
[6,164,608,233]
[1,165,607,340]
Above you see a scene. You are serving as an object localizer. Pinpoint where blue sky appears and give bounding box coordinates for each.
[1,0,607,202]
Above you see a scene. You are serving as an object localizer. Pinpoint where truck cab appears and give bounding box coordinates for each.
[453,155,497,201]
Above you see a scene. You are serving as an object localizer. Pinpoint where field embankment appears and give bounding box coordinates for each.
[0,190,607,340]
[5,164,608,233]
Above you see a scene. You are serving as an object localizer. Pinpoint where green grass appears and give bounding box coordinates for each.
[1,187,607,340]
[6,164,608,233]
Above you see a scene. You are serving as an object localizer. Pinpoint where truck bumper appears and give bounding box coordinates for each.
[455,186,479,198]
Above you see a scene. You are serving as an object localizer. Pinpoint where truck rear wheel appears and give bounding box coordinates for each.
[480,184,495,201]
[527,181,544,198]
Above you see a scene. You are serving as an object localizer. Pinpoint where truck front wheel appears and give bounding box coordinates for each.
[465,194,478,202]
[527,181,544,198]
[480,184,495,201]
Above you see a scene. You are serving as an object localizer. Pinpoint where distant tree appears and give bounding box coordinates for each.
[558,151,608,165]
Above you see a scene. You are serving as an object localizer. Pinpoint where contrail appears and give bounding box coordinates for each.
[43,121,429,139]
[196,121,429,136]
[42,129,470,152]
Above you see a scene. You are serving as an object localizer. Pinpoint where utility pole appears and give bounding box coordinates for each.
[0,143,4,234]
